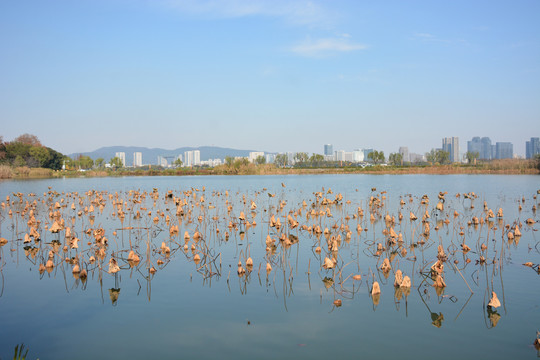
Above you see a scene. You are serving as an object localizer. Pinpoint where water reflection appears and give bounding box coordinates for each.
[0,185,538,334]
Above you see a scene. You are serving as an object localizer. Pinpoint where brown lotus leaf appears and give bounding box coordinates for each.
[371,281,381,295]
[49,221,62,233]
[266,262,272,273]
[333,299,342,307]
[523,262,533,267]
[128,250,140,263]
[352,274,362,281]
[237,263,245,275]
[400,275,411,288]
[431,260,444,275]
[72,264,80,274]
[108,258,120,274]
[394,269,403,287]
[380,258,391,272]
[323,257,335,269]
[488,291,501,308]
[433,274,446,288]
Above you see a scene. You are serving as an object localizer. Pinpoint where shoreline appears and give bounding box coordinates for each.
[1,163,539,180]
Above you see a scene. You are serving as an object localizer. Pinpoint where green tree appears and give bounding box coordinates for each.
[426,149,450,165]
[77,155,94,169]
[465,151,479,165]
[233,158,249,169]
[29,146,51,167]
[437,150,450,164]
[368,150,385,164]
[274,153,288,167]
[13,155,26,167]
[309,153,325,167]
[0,136,6,163]
[225,156,234,167]
[5,142,31,163]
[95,157,105,169]
[294,152,309,166]
[388,152,403,166]
[173,158,183,167]
[255,155,266,165]
[109,156,123,169]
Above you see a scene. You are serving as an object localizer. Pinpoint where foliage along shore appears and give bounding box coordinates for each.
[1,133,539,180]
[1,159,539,180]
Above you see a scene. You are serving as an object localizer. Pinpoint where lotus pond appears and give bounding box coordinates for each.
[0,174,539,359]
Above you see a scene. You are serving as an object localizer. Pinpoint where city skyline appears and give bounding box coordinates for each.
[1,1,539,156]
[81,133,530,167]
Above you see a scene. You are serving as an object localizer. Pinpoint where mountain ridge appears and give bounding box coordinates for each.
[69,146,269,166]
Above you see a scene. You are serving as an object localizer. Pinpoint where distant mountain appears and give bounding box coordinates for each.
[69,146,263,166]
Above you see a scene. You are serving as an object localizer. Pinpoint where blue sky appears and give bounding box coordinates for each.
[1,0,539,157]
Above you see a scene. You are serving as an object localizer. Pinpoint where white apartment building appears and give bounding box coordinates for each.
[133,152,142,167]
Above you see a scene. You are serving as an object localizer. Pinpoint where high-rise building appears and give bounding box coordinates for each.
[324,144,333,156]
[157,156,168,167]
[353,150,364,162]
[495,142,513,159]
[193,150,201,166]
[115,152,126,167]
[467,137,493,160]
[481,137,493,160]
[335,150,346,162]
[526,137,540,159]
[442,137,460,163]
[398,147,410,163]
[133,152,142,167]
[184,151,193,167]
[363,149,374,161]
[467,137,482,157]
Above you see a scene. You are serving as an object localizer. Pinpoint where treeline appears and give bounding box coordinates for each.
[0,134,64,170]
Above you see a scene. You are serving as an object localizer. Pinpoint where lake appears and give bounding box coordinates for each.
[0,174,539,359]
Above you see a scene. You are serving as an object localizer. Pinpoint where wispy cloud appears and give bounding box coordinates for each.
[291,37,367,57]
[163,0,335,26]
[412,32,467,45]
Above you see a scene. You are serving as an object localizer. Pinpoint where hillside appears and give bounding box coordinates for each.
[69,146,262,166]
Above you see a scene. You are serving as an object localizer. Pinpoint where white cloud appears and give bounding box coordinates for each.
[291,37,367,57]
[163,0,334,26]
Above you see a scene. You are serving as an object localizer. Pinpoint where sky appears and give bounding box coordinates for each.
[1,0,539,157]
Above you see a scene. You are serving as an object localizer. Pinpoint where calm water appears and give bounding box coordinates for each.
[0,174,538,359]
